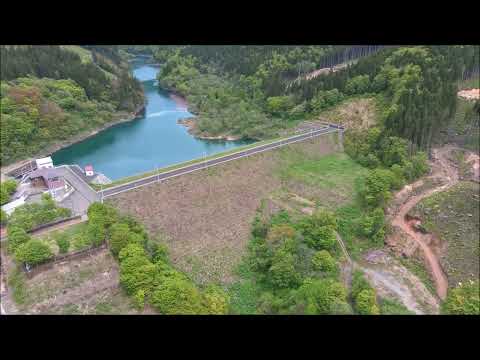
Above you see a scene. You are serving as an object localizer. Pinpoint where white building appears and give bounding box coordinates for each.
[36,157,54,169]
[84,165,94,177]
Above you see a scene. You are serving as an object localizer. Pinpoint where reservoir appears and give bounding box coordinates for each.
[52,57,250,180]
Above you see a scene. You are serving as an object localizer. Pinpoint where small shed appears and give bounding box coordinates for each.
[84,165,94,177]
[36,157,54,170]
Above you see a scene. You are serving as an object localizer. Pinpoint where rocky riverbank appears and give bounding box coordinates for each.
[177,118,242,141]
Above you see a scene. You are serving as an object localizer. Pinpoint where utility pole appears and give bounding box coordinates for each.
[100,184,103,204]
[157,165,160,183]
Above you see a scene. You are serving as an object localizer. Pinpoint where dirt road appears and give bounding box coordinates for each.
[335,232,439,314]
[389,145,464,300]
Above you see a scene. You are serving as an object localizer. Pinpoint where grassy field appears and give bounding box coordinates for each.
[277,152,368,209]
[409,181,480,289]
[36,222,89,255]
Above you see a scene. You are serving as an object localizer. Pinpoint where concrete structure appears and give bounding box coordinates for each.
[84,165,94,177]
[101,124,344,198]
[35,157,54,169]
[1,196,26,215]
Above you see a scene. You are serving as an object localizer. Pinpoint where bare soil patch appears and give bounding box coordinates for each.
[386,145,479,300]
[457,88,480,101]
[7,249,139,314]
[108,135,340,285]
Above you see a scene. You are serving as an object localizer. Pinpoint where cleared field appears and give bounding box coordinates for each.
[409,181,480,289]
[61,45,93,64]
[108,134,352,285]
[277,151,368,209]
[5,249,140,314]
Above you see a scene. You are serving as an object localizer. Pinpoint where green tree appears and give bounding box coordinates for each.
[345,75,370,95]
[355,288,380,315]
[86,221,106,247]
[87,202,118,230]
[109,223,143,256]
[297,210,337,251]
[294,278,348,315]
[0,209,8,226]
[150,273,205,314]
[266,96,294,115]
[268,248,300,289]
[118,244,156,296]
[55,232,70,254]
[351,270,372,300]
[7,226,30,254]
[359,207,386,244]
[15,239,53,266]
[359,168,395,208]
[0,180,17,205]
[311,250,338,274]
[202,284,230,314]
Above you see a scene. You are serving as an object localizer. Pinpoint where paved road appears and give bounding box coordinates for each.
[102,124,343,198]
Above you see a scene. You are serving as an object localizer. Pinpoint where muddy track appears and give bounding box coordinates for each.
[389,145,464,300]
[335,232,438,314]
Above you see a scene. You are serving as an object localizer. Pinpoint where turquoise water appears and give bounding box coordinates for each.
[52,57,249,180]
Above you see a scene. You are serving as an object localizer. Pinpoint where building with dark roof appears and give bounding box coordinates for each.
[28,168,66,199]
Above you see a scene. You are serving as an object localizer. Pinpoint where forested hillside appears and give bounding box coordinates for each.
[152,45,479,150]
[0,45,144,165]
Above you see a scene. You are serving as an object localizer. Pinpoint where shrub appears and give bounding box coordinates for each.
[55,233,70,254]
[268,248,300,289]
[351,270,372,300]
[266,224,296,244]
[311,250,338,274]
[297,210,337,251]
[355,288,380,315]
[380,298,414,315]
[133,289,146,311]
[359,168,395,208]
[247,236,273,275]
[87,202,118,230]
[72,233,91,251]
[345,75,371,95]
[118,244,156,296]
[266,95,294,115]
[442,281,479,315]
[150,273,205,314]
[109,223,130,254]
[151,242,170,264]
[359,207,386,245]
[202,284,230,314]
[15,239,53,266]
[294,278,347,315]
[86,222,106,247]
[7,226,30,254]
[0,209,7,226]
[0,180,17,205]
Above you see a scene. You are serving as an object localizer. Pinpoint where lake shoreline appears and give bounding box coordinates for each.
[177,118,242,141]
[1,104,145,175]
